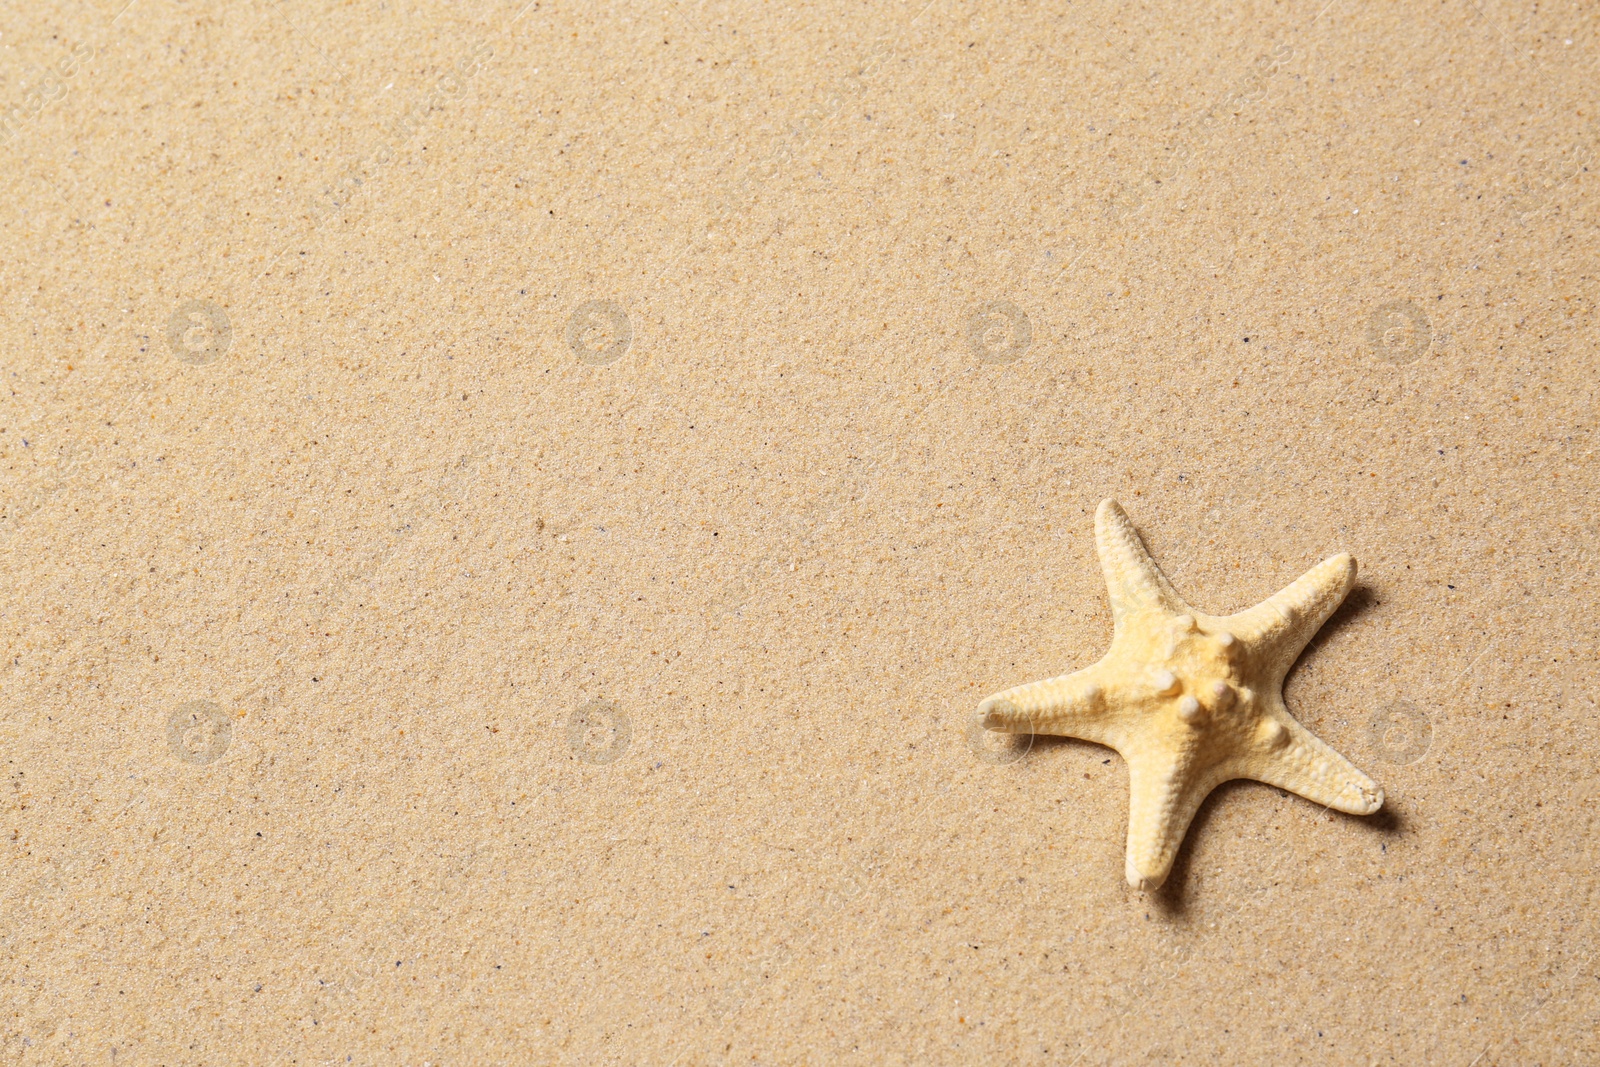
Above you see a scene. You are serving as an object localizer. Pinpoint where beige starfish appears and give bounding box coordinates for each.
[980,500,1384,890]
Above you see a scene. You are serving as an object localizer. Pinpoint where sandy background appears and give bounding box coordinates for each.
[3,0,1597,1062]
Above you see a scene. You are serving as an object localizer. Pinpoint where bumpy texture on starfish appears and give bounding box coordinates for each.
[980,500,1384,891]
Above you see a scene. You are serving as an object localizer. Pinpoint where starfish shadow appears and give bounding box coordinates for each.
[1149,582,1399,913]
[1150,777,1407,915]
[1025,733,1120,762]
[1291,580,1378,676]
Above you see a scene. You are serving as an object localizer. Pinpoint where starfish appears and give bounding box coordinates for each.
[979,500,1384,891]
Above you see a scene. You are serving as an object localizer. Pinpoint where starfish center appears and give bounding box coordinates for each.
[1140,619,1258,731]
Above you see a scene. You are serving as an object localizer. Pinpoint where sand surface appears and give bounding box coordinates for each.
[3,0,1597,1063]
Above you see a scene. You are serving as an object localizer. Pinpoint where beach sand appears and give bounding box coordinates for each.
[2,0,1596,1062]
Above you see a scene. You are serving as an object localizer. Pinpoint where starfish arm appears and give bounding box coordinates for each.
[1230,700,1384,815]
[1094,500,1191,627]
[1122,746,1227,890]
[1224,553,1356,679]
[978,664,1116,744]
